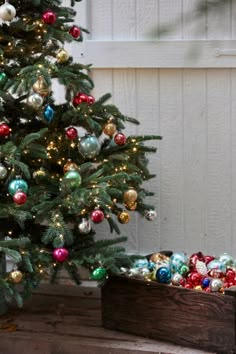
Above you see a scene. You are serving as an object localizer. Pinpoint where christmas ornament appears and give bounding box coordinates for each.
[90,209,104,223]
[125,201,137,211]
[189,252,205,270]
[90,267,107,280]
[0,163,7,179]
[123,188,138,203]
[103,122,116,136]
[0,72,7,85]
[133,259,149,269]
[66,127,78,140]
[8,178,28,196]
[43,104,54,122]
[42,10,56,25]
[78,135,101,159]
[145,210,157,221]
[56,48,70,63]
[33,168,46,178]
[195,259,208,276]
[149,253,169,264]
[219,253,234,268]
[0,123,10,137]
[170,252,187,273]
[171,272,183,286]
[13,191,27,205]
[52,248,69,262]
[210,278,223,292]
[27,93,43,109]
[179,264,189,275]
[78,218,91,234]
[207,259,226,276]
[69,25,81,39]
[10,270,23,284]
[63,170,82,188]
[33,76,51,97]
[201,277,210,288]
[118,211,130,224]
[187,271,202,286]
[73,92,89,106]
[63,160,79,173]
[114,132,126,145]
[87,95,95,105]
[155,266,171,283]
[0,1,16,22]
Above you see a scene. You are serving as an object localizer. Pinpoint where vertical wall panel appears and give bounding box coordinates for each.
[230,69,236,256]
[206,0,231,39]
[88,0,113,40]
[136,0,159,39]
[183,0,207,39]
[112,0,136,40]
[159,0,183,39]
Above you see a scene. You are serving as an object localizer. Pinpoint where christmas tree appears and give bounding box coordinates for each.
[0,0,161,315]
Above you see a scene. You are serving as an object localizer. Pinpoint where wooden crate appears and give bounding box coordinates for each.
[101,275,236,354]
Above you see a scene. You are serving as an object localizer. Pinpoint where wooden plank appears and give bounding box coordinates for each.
[231,68,236,257]
[77,40,236,68]
[159,0,183,40]
[136,0,159,40]
[206,0,231,39]
[183,0,207,40]
[112,0,136,40]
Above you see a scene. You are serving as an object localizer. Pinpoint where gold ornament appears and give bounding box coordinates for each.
[56,48,70,63]
[123,188,138,203]
[33,76,51,97]
[125,201,137,211]
[118,211,130,224]
[10,270,23,284]
[63,160,79,173]
[33,168,46,178]
[149,252,169,263]
[103,122,116,136]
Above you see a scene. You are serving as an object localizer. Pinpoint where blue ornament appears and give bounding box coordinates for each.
[201,277,210,288]
[148,261,156,271]
[156,266,171,284]
[8,178,28,196]
[43,104,54,122]
[79,135,101,159]
[133,258,149,269]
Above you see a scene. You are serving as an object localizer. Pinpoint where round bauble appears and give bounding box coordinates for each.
[66,127,78,140]
[63,170,82,188]
[125,201,137,211]
[90,267,107,280]
[0,163,7,179]
[187,271,202,286]
[33,76,51,97]
[145,210,157,221]
[103,122,116,137]
[219,253,234,268]
[210,278,223,292]
[27,93,43,109]
[133,258,149,269]
[87,95,95,105]
[10,270,23,284]
[149,252,169,264]
[117,211,130,224]
[8,178,28,196]
[78,135,101,159]
[63,160,79,173]
[43,104,54,123]
[42,10,56,25]
[170,252,187,273]
[123,188,138,203]
[0,72,7,86]
[114,132,126,146]
[0,2,16,21]
[52,248,69,262]
[0,123,10,137]
[90,209,104,223]
[201,277,210,288]
[73,92,88,106]
[78,218,91,234]
[13,191,27,205]
[69,25,81,39]
[156,266,171,284]
[56,48,70,63]
[171,272,183,286]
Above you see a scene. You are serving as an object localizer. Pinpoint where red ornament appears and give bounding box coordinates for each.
[189,252,205,270]
[73,92,89,106]
[114,132,126,146]
[184,283,193,289]
[90,209,104,223]
[42,10,57,24]
[69,25,81,39]
[187,271,202,286]
[52,248,69,262]
[66,127,78,140]
[205,255,215,264]
[87,95,95,105]
[13,191,27,205]
[226,269,236,281]
[0,123,10,137]
[204,287,211,292]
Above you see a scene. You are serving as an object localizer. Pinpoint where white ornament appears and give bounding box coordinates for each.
[145,210,157,221]
[195,260,208,276]
[0,1,16,22]
[27,93,43,109]
[78,218,91,234]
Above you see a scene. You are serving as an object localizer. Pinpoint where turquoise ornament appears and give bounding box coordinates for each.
[63,170,82,188]
[8,178,28,196]
[155,266,171,284]
[218,253,234,268]
[133,258,149,269]
[91,267,107,280]
[78,135,100,159]
[0,72,7,86]
[43,105,54,123]
[169,252,187,273]
[207,259,226,275]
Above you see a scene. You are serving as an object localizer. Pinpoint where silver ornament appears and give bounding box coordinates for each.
[145,210,157,221]
[0,1,16,22]
[0,163,7,179]
[219,253,234,268]
[78,218,91,234]
[210,278,223,292]
[27,93,43,109]
[78,135,101,159]
[171,272,183,286]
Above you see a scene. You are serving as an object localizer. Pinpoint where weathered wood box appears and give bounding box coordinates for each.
[101,275,236,354]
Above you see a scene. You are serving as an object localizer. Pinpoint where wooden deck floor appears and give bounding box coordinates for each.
[0,283,216,354]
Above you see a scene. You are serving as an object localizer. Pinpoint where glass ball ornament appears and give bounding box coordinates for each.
[66,127,78,140]
[52,248,69,262]
[179,264,189,275]
[10,270,23,284]
[0,1,16,21]
[125,201,137,211]
[0,163,7,179]
[114,132,126,145]
[189,252,205,270]
[73,92,88,106]
[195,259,208,276]
[103,122,116,136]
[78,218,91,234]
[27,93,43,109]
[187,271,202,286]
[63,160,79,173]
[0,123,10,137]
[0,72,7,86]
[8,178,28,196]
[155,266,171,284]
[90,209,104,223]
[78,135,101,159]
[69,25,81,39]
[149,252,169,264]
[43,104,54,123]
[133,258,149,269]
[13,191,27,205]
[170,252,187,273]
[207,259,226,277]
[123,188,138,203]
[90,267,107,280]
[33,76,51,97]
[118,211,130,224]
[56,48,70,63]
[87,95,95,105]
[145,210,157,221]
[63,170,82,188]
[42,10,56,24]
[219,253,234,268]
[171,272,183,286]
[201,277,210,288]
[210,278,223,292]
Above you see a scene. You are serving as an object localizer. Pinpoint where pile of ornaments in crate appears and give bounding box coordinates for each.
[121,251,236,293]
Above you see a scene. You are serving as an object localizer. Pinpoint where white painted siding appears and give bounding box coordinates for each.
[73,0,236,257]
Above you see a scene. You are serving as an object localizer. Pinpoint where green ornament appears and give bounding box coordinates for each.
[8,178,28,196]
[90,267,107,280]
[63,170,82,188]
[0,72,7,85]
[179,264,189,275]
